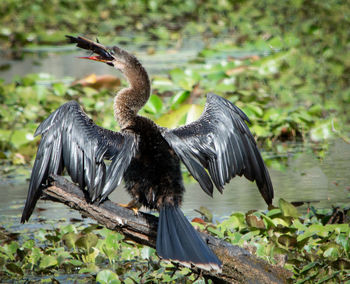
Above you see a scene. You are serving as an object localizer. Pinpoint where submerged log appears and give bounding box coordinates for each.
[42,174,290,283]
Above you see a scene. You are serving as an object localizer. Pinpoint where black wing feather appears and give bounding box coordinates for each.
[21,101,137,222]
[161,93,273,204]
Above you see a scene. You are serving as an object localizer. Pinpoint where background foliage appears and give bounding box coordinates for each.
[0,0,349,283]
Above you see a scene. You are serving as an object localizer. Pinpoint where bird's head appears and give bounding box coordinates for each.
[66,35,132,70]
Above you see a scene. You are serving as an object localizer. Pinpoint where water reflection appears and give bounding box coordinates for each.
[1,139,349,229]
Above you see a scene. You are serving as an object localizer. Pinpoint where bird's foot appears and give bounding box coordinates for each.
[118,200,141,216]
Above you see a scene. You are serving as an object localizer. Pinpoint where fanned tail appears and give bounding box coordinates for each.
[156,205,222,272]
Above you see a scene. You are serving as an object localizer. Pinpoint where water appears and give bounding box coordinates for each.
[1,139,349,230]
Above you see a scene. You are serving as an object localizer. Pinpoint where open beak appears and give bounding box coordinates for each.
[78,55,111,63]
[66,35,115,64]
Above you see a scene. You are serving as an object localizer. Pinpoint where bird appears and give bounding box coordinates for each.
[21,35,274,272]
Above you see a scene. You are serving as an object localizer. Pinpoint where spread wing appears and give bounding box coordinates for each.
[161,93,273,204]
[21,101,137,222]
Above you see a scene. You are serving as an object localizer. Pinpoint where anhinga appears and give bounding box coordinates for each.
[21,36,273,272]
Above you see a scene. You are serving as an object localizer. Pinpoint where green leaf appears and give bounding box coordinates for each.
[10,130,34,149]
[169,68,199,91]
[279,198,300,218]
[75,233,98,251]
[82,247,99,263]
[316,271,340,284]
[310,121,333,142]
[257,212,276,229]
[242,104,263,118]
[60,224,78,235]
[29,247,41,266]
[143,94,163,115]
[156,104,192,128]
[2,242,19,260]
[220,212,246,231]
[22,239,35,249]
[140,246,155,260]
[196,206,213,222]
[335,234,350,251]
[169,91,190,110]
[323,247,339,261]
[241,230,260,241]
[207,226,224,239]
[297,230,317,243]
[299,262,319,274]
[268,36,284,49]
[35,85,49,102]
[251,124,269,138]
[169,68,186,84]
[62,232,79,249]
[52,83,68,96]
[39,255,58,269]
[56,250,72,265]
[96,269,121,284]
[0,256,5,267]
[79,263,99,274]
[81,224,102,234]
[5,263,23,275]
[308,104,323,116]
[67,259,83,266]
[185,104,203,124]
[152,76,174,92]
[266,208,282,218]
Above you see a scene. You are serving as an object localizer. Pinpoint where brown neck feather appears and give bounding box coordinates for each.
[114,57,150,129]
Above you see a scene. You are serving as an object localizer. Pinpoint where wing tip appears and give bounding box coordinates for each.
[21,206,32,223]
[203,183,214,197]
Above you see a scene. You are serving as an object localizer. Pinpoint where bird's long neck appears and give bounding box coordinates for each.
[114,59,150,129]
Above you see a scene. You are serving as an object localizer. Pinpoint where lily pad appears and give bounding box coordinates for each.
[279,198,300,218]
[5,263,23,275]
[96,270,121,284]
[39,255,58,269]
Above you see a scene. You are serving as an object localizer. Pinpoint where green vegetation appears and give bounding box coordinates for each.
[0,223,201,283]
[1,201,349,282]
[1,0,349,282]
[212,200,350,283]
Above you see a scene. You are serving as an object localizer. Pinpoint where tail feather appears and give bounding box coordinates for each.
[156,206,222,272]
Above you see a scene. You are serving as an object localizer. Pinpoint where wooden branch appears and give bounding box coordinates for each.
[42,175,290,283]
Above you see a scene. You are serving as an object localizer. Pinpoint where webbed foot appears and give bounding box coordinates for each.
[118,199,142,215]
